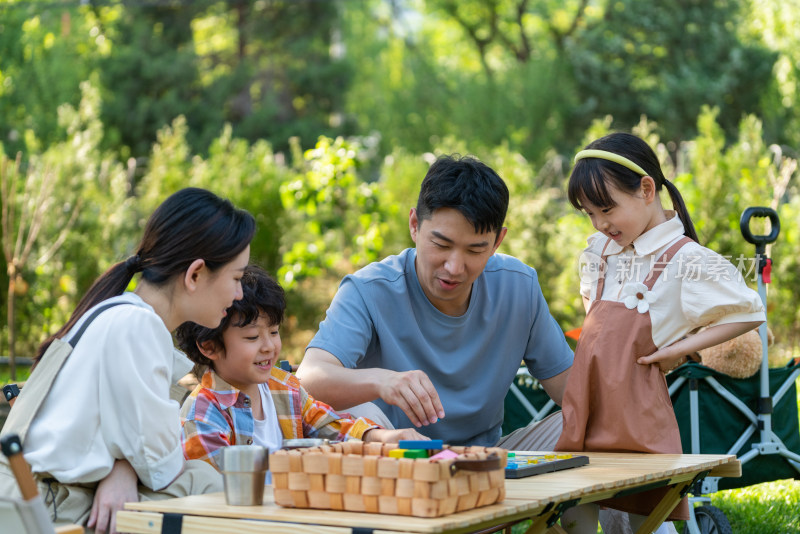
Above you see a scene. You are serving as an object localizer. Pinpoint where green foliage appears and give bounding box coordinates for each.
[0,4,104,156]
[136,117,287,276]
[98,2,213,160]
[278,136,390,288]
[568,0,778,142]
[3,81,133,358]
[341,1,581,165]
[675,107,800,344]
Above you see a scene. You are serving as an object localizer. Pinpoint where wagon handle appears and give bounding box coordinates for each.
[740,207,780,256]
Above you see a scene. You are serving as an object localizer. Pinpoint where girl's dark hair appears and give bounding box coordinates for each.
[175,265,285,378]
[567,132,698,242]
[36,187,256,361]
[417,154,509,237]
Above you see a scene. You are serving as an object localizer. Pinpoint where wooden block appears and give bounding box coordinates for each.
[343,493,366,512]
[476,487,499,507]
[325,473,346,493]
[362,476,381,495]
[380,477,395,496]
[478,472,491,491]
[439,496,457,516]
[489,469,504,487]
[309,474,325,492]
[329,492,344,511]
[429,480,448,499]
[382,443,399,456]
[272,472,289,489]
[269,451,290,472]
[307,491,331,509]
[364,495,379,513]
[453,476,470,496]
[288,451,303,471]
[364,442,384,456]
[469,472,490,492]
[345,475,361,494]
[447,478,459,496]
[378,495,398,515]
[413,460,440,481]
[302,453,329,474]
[288,472,310,491]
[342,441,363,455]
[363,455,379,477]
[413,480,431,499]
[342,455,365,476]
[291,490,309,508]
[397,497,412,516]
[377,457,399,478]
[398,458,414,479]
[273,488,293,506]
[327,452,343,475]
[455,491,478,512]
[396,478,414,498]
[412,498,439,518]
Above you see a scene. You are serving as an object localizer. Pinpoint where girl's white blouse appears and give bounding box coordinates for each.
[24,292,192,490]
[579,212,765,348]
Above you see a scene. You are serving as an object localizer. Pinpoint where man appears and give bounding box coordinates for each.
[296,154,573,448]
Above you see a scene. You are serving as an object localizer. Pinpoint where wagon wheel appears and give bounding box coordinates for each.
[683,505,733,534]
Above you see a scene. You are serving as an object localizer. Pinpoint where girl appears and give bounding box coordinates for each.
[0,187,255,534]
[555,133,765,534]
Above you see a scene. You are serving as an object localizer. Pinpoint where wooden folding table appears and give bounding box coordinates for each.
[116,452,740,534]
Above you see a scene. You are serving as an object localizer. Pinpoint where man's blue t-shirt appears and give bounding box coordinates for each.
[308,248,573,446]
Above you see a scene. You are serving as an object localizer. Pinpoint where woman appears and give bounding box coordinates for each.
[0,187,255,533]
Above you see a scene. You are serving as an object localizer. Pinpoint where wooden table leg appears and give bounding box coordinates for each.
[635,471,709,534]
[524,499,578,534]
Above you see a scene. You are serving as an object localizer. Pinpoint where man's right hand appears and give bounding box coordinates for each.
[297,348,445,428]
[378,369,445,427]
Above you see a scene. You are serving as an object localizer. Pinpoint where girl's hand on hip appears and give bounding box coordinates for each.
[637,347,686,373]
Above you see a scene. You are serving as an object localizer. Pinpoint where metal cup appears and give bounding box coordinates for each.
[219,445,269,506]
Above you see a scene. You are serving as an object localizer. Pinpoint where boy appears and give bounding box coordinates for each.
[176,265,425,470]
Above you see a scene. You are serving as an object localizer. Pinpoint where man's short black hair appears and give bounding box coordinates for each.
[416,154,509,236]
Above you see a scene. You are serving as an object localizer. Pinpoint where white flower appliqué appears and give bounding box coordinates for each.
[621,282,656,314]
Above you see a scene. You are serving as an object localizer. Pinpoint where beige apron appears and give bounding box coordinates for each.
[556,237,690,520]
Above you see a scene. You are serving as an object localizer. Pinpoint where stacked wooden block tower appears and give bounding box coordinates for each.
[270,440,507,518]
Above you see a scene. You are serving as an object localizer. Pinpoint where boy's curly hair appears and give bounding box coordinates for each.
[175,264,286,378]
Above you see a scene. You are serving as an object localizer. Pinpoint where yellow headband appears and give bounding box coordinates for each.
[574,149,647,176]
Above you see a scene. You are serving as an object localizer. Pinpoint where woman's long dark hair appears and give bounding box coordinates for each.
[35,187,256,361]
[567,132,698,242]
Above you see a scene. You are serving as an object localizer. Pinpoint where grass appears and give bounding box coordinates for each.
[708,479,800,533]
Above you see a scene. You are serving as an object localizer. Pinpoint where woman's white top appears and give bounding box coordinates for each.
[24,292,192,490]
[579,212,765,348]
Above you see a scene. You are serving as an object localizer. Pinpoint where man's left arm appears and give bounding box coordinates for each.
[538,368,570,406]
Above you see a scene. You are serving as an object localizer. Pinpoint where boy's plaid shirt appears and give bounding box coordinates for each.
[181,367,379,469]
